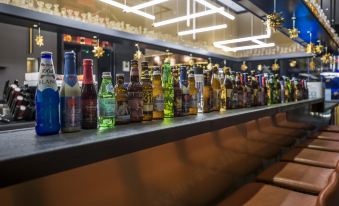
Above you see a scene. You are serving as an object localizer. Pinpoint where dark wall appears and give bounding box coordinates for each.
[0,22,57,95]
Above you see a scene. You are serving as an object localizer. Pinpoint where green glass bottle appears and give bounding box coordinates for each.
[162,61,174,118]
[98,72,115,128]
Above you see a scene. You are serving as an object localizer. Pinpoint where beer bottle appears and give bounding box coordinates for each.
[35,51,60,135]
[152,68,164,119]
[180,66,190,116]
[203,70,213,113]
[173,67,182,117]
[141,70,153,121]
[194,66,204,113]
[128,60,143,122]
[98,72,115,128]
[60,51,81,133]
[211,66,221,111]
[115,74,130,124]
[162,61,174,118]
[81,59,97,129]
[188,74,198,115]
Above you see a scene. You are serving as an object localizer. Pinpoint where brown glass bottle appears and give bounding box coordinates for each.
[173,67,183,117]
[211,66,221,111]
[128,60,143,122]
[152,69,164,119]
[81,59,97,129]
[114,74,130,124]
[188,74,198,115]
[203,70,213,113]
[235,73,243,108]
[141,70,153,121]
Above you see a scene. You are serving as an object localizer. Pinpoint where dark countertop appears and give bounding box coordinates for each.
[324,102,338,111]
[0,121,35,131]
[0,98,323,188]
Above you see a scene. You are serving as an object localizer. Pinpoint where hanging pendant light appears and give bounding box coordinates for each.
[266,0,285,32]
[288,11,300,39]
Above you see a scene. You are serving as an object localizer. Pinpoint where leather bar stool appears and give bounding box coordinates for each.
[217,182,317,206]
[321,125,339,133]
[298,139,339,153]
[256,162,333,194]
[311,131,339,142]
[281,148,339,169]
[244,120,295,147]
[218,168,339,206]
[257,117,306,138]
[274,112,315,130]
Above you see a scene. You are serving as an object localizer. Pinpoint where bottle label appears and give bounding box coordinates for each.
[128,92,143,120]
[64,74,78,87]
[153,94,164,112]
[60,96,81,129]
[81,98,97,127]
[226,89,233,98]
[174,95,182,114]
[38,59,57,91]
[116,100,130,121]
[189,94,197,108]
[212,89,220,109]
[143,90,153,114]
[99,98,116,117]
[182,93,190,113]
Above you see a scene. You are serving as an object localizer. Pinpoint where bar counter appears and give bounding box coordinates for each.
[0,98,323,188]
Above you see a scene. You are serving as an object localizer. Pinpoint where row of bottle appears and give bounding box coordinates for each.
[35,51,309,136]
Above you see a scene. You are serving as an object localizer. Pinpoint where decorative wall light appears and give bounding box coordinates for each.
[306,31,315,54]
[315,40,324,54]
[92,39,105,58]
[35,26,44,47]
[321,47,331,64]
[289,60,297,68]
[134,43,143,60]
[288,12,299,39]
[266,0,284,32]
[271,59,280,71]
[309,57,316,71]
[241,61,248,71]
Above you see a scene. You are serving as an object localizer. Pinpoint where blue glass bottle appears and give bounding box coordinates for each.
[35,52,60,136]
[60,51,81,133]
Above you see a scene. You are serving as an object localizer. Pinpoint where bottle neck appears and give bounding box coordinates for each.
[83,65,94,84]
[64,57,77,76]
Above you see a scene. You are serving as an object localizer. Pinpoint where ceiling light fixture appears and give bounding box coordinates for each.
[124,0,168,12]
[154,9,221,27]
[194,0,235,20]
[178,24,227,36]
[99,0,155,20]
[213,24,274,52]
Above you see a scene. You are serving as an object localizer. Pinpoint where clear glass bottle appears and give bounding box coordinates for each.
[114,74,130,124]
[152,68,164,119]
[128,60,143,122]
[60,51,81,133]
[194,66,204,113]
[98,72,115,128]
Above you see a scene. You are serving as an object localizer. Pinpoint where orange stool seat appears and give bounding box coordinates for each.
[312,131,339,142]
[321,125,339,133]
[217,183,317,206]
[256,162,333,194]
[281,148,339,169]
[298,139,339,153]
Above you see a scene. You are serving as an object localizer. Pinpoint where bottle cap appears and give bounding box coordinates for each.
[188,74,194,78]
[64,51,75,59]
[153,70,161,76]
[102,72,112,77]
[194,66,203,75]
[116,73,124,77]
[141,61,148,67]
[83,59,93,66]
[41,51,52,58]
